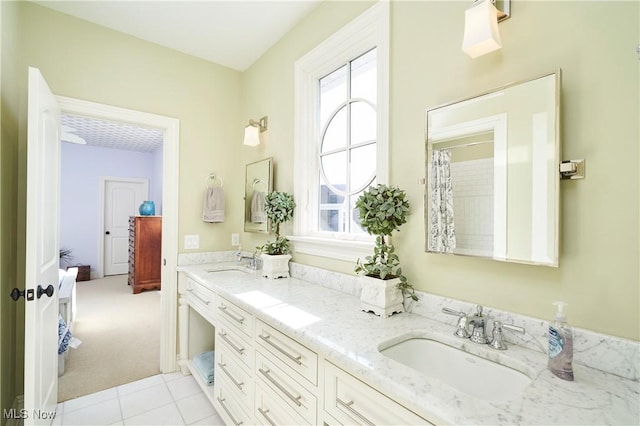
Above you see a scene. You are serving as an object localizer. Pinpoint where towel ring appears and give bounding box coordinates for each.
[252,178,265,190]
[206,173,223,188]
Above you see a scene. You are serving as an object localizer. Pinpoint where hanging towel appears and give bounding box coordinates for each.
[202,187,225,223]
[193,350,215,386]
[251,191,267,223]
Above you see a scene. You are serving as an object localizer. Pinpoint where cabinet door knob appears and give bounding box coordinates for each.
[105,231,110,235]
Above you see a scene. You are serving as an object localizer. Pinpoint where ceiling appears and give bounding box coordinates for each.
[36,1,321,153]
[33,0,321,72]
[61,114,165,153]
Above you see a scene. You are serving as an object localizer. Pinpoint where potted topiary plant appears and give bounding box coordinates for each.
[355,184,417,317]
[257,191,296,279]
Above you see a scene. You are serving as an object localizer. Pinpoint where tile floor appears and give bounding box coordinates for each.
[53,373,224,425]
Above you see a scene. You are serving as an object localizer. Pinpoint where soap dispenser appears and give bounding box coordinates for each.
[548,301,574,381]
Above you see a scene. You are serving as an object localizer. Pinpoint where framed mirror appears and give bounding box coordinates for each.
[425,71,560,267]
[244,157,273,233]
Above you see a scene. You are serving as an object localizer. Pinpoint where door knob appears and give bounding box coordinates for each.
[37,284,54,299]
[105,231,110,235]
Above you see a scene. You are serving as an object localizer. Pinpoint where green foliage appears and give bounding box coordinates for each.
[257,191,296,255]
[355,184,410,237]
[264,191,296,237]
[258,236,290,256]
[355,184,418,302]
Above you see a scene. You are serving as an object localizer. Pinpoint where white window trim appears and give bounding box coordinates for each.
[292,1,390,262]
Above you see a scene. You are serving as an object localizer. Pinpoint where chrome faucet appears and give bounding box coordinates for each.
[443,304,488,342]
[467,305,489,344]
[441,307,471,338]
[236,251,261,270]
[443,305,526,350]
[488,321,525,350]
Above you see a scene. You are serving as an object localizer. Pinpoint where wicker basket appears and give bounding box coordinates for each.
[69,265,91,281]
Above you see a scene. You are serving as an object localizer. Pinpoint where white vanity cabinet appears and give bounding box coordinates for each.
[255,319,319,425]
[324,361,433,426]
[214,296,256,425]
[178,270,436,425]
[177,273,217,403]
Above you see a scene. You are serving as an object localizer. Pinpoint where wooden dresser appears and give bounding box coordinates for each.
[128,216,162,294]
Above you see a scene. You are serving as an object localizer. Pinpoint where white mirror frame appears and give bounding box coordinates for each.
[244,157,273,234]
[425,70,561,267]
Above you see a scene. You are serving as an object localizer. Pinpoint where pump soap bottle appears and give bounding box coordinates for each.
[548,301,574,381]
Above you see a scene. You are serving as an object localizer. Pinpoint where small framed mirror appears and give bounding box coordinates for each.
[426,71,560,266]
[244,157,273,233]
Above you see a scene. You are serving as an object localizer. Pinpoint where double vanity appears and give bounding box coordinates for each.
[177,255,639,425]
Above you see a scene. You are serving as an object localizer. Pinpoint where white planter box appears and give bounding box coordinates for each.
[359,275,404,318]
[260,254,291,279]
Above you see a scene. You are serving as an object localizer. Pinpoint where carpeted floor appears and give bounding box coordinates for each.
[58,274,161,402]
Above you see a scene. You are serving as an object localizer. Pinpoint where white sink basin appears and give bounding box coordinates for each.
[379,338,531,402]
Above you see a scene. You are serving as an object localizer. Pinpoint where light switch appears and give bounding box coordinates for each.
[184,234,199,249]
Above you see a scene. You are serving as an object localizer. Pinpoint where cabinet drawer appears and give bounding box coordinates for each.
[217,297,253,338]
[324,362,433,426]
[214,378,254,426]
[215,347,253,411]
[255,351,316,424]
[255,319,318,385]
[217,325,254,372]
[255,381,307,426]
[185,279,216,323]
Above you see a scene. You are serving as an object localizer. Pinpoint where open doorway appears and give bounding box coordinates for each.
[55,96,179,400]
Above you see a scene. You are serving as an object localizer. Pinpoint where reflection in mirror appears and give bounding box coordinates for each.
[244,158,273,233]
[426,71,560,266]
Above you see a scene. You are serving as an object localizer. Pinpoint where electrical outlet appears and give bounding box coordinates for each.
[231,233,240,246]
[184,234,200,250]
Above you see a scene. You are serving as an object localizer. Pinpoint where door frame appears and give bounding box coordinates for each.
[56,96,180,373]
[99,176,149,277]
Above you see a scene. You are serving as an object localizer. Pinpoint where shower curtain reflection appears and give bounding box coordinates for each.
[429,149,456,252]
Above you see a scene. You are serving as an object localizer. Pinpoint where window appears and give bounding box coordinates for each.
[292,2,389,261]
[319,48,377,235]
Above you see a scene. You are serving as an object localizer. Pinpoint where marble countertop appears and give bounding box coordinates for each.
[178,262,640,425]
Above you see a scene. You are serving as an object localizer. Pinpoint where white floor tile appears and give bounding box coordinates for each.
[175,392,216,425]
[52,409,63,426]
[188,412,225,426]
[166,375,202,401]
[63,387,119,413]
[162,371,185,383]
[61,398,122,426]
[60,371,214,425]
[123,402,185,426]
[117,374,165,397]
[120,383,173,419]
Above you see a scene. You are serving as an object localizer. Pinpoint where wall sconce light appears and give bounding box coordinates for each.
[462,0,510,59]
[243,116,268,146]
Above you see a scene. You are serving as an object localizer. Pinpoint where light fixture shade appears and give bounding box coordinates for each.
[462,0,502,59]
[243,124,261,146]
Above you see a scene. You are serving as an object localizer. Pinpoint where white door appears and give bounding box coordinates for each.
[103,178,147,275]
[24,67,61,424]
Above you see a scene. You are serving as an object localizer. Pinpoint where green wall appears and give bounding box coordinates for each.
[3,0,245,410]
[242,0,639,341]
[1,1,20,421]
